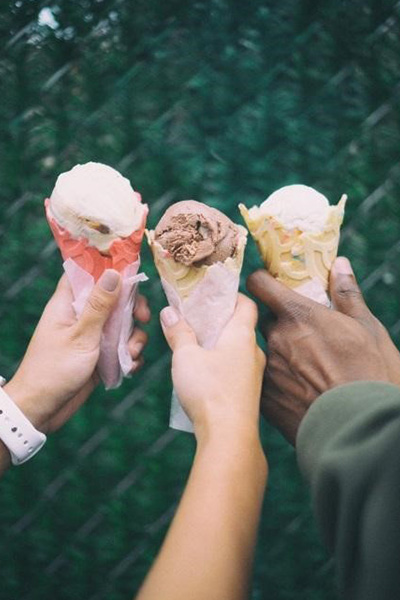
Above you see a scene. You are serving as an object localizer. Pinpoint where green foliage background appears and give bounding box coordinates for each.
[0,1,400,598]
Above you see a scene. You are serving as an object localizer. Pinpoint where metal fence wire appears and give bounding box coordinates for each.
[1,1,400,599]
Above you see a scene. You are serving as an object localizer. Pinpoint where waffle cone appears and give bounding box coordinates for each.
[239,196,346,291]
[146,225,247,300]
[45,198,148,281]
[44,196,148,389]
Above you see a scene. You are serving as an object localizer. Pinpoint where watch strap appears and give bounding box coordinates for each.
[0,385,46,465]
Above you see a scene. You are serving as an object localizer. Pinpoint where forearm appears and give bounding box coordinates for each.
[136,425,267,600]
[297,382,400,600]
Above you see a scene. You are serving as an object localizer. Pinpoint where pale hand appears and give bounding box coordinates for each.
[4,269,150,434]
[160,293,266,442]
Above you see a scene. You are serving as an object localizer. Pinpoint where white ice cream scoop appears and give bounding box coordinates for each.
[249,184,331,233]
[239,184,347,306]
[48,162,146,253]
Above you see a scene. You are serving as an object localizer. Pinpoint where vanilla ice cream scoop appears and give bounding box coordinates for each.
[249,184,332,232]
[48,162,146,253]
[239,185,347,306]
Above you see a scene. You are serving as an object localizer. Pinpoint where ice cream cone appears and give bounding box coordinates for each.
[147,219,247,433]
[239,195,346,298]
[45,198,148,281]
[44,163,149,389]
[146,225,247,300]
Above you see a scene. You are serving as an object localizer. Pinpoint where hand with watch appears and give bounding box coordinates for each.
[0,269,150,473]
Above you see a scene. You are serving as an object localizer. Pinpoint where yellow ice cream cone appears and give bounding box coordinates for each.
[239,195,346,292]
[146,226,247,300]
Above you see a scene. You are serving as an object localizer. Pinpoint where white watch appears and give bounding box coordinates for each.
[0,379,46,465]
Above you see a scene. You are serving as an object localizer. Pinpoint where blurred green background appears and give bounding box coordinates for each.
[1,0,400,598]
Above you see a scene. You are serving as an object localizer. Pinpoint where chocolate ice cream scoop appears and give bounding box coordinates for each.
[155,200,239,266]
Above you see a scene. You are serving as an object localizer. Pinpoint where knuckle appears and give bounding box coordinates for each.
[336,283,362,301]
[343,323,370,348]
[284,299,314,323]
[69,328,93,353]
[132,328,148,347]
[139,330,149,344]
[267,328,280,350]
[87,293,109,314]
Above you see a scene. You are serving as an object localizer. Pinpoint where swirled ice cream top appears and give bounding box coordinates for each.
[154,200,239,266]
[49,162,146,253]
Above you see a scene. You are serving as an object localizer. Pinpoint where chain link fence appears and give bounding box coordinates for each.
[0,1,400,598]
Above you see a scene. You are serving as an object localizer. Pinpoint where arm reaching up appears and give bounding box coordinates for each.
[136,294,267,600]
[247,257,400,600]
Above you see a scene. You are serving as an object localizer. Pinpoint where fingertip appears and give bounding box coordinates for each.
[128,328,148,359]
[235,293,259,327]
[246,269,269,295]
[134,295,151,323]
[130,356,144,374]
[329,256,358,297]
[331,256,354,278]
[98,269,121,293]
[160,306,180,329]
[159,307,197,351]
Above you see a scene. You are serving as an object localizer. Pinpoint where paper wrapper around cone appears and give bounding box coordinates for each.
[45,198,148,389]
[239,196,346,306]
[147,226,248,433]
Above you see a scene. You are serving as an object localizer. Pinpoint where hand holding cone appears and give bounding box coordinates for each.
[45,162,148,389]
[147,200,247,431]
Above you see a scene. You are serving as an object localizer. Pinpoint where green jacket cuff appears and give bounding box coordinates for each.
[296,381,400,486]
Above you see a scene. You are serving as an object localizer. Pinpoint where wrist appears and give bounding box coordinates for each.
[196,416,266,463]
[194,408,261,445]
[0,380,47,465]
[3,379,48,434]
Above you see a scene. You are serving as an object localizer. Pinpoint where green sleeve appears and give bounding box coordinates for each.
[296,381,400,600]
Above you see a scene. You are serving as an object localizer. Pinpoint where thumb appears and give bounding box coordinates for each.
[75,269,121,342]
[160,307,198,352]
[330,257,371,322]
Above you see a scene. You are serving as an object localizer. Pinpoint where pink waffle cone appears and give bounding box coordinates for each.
[45,197,148,389]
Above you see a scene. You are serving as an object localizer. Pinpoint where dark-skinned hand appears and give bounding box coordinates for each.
[247,256,400,445]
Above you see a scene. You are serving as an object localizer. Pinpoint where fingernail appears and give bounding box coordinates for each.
[160,307,179,327]
[99,270,120,291]
[333,257,353,275]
